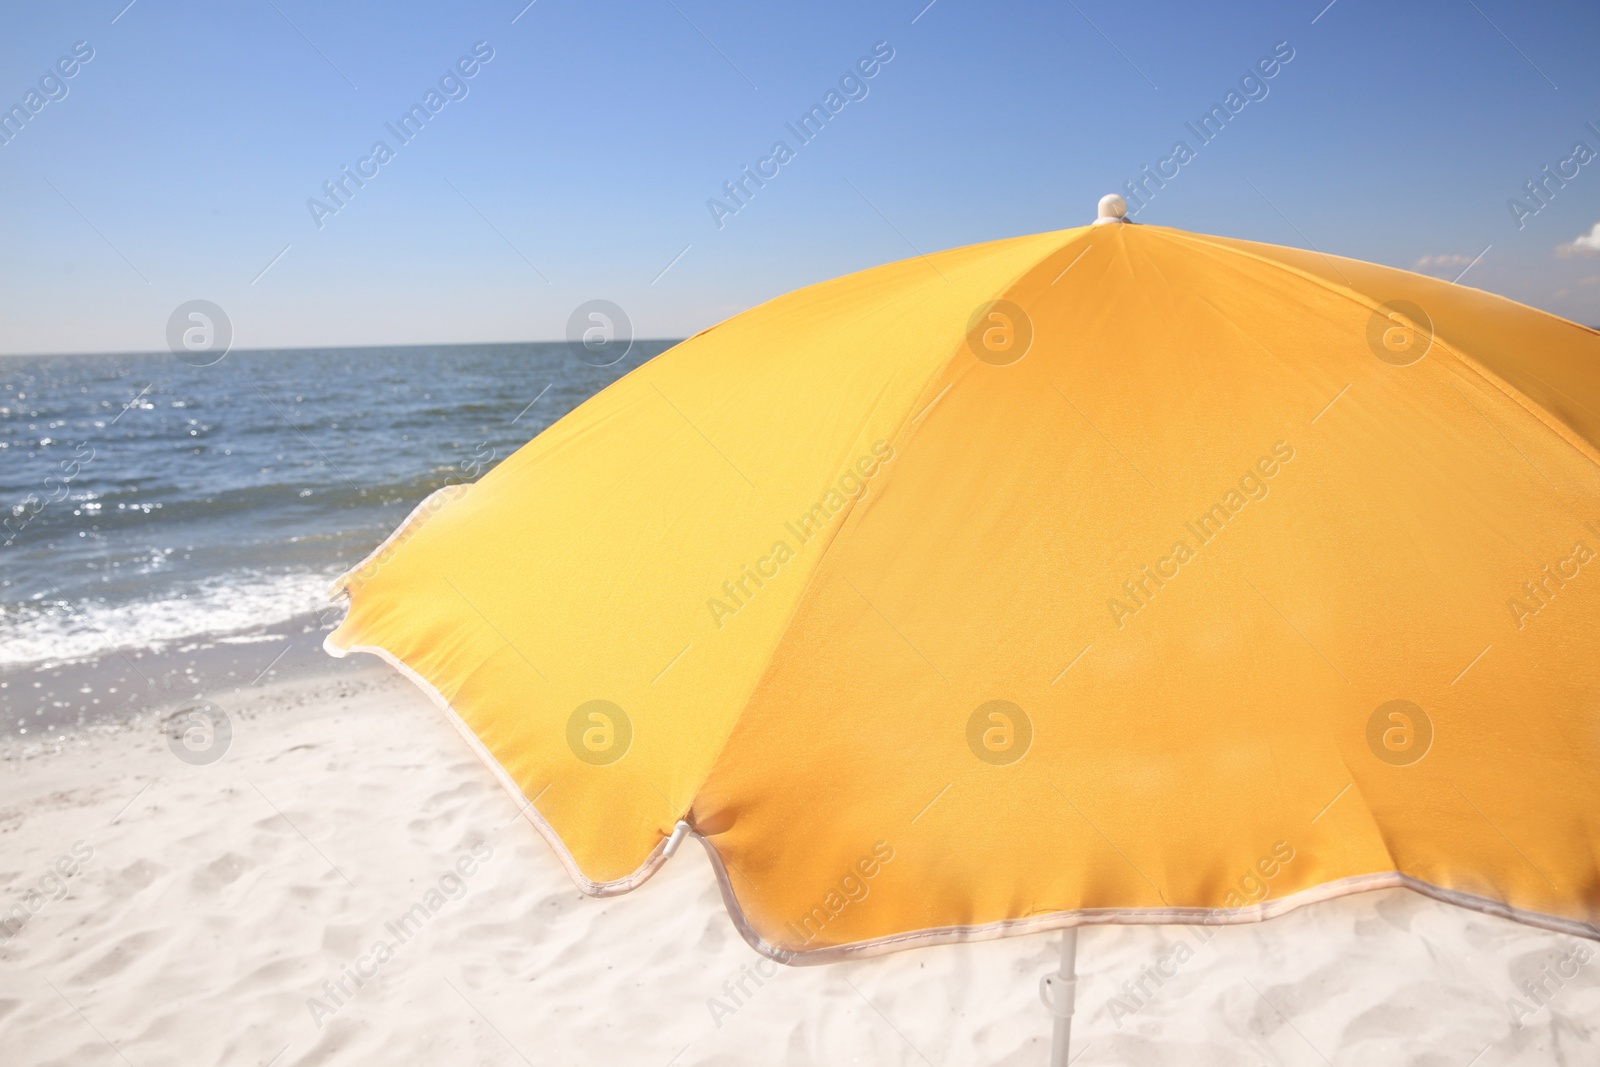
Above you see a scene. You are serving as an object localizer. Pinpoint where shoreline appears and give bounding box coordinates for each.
[0,607,366,754]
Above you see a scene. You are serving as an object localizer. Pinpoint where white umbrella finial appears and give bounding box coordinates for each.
[1094,193,1127,225]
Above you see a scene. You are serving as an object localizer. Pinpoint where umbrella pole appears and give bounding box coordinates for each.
[1043,926,1078,1066]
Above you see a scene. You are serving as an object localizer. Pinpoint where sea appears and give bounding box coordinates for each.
[0,341,675,746]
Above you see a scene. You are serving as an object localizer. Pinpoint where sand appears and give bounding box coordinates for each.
[1,664,1596,1066]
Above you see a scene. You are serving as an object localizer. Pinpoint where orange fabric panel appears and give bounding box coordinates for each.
[694,224,1600,952]
[331,221,1600,956]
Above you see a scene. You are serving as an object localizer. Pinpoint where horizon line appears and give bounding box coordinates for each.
[0,338,691,361]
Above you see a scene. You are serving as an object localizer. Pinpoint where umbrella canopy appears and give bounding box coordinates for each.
[326,212,1600,963]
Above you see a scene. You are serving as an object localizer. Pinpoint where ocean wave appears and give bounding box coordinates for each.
[0,569,344,668]
[2,467,465,546]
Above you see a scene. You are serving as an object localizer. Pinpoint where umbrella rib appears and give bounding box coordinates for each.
[1169,223,1600,475]
[1448,380,1561,491]
[909,382,952,426]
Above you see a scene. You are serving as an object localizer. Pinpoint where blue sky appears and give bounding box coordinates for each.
[2,0,1598,356]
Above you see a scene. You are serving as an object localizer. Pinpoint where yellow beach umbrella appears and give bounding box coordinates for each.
[326,196,1600,1022]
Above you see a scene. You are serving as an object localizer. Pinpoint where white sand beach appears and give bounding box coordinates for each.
[1,665,1596,1066]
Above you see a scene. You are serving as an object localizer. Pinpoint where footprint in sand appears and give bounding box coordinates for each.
[107,858,164,896]
[69,929,163,983]
[187,852,254,895]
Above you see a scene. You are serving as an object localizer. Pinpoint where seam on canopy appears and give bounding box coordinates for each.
[325,229,1092,897]
[1149,226,1600,476]
[1330,749,1401,887]
[673,227,1096,838]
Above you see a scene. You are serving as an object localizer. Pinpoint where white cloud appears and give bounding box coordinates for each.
[1558,222,1600,257]
[1413,253,1472,270]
